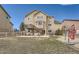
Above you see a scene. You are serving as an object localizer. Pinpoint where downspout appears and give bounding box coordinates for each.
[45,16,48,35]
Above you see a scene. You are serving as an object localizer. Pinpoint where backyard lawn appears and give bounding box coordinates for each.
[0,36,78,54]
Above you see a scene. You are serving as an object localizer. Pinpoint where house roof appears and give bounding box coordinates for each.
[63,19,79,22]
[34,11,47,16]
[0,5,13,25]
[0,5,11,18]
[25,10,39,17]
[25,10,54,18]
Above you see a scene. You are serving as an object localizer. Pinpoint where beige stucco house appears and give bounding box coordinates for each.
[0,5,13,32]
[62,19,79,34]
[22,10,61,35]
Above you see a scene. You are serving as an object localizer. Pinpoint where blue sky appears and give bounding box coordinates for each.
[2,4,79,29]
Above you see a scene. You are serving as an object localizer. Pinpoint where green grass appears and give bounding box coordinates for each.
[0,36,78,54]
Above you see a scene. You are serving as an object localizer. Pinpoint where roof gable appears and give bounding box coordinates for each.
[0,5,13,25]
[0,5,11,18]
[34,11,48,16]
[34,11,54,18]
[25,10,54,18]
[25,10,39,17]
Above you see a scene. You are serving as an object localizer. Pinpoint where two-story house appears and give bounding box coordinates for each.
[22,10,57,35]
[0,5,13,32]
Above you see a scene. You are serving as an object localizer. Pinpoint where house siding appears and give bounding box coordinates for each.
[0,6,13,32]
[34,12,47,29]
[62,21,79,30]
[23,10,60,35]
[24,11,38,25]
[62,20,79,34]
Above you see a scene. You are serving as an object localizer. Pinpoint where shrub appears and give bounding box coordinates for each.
[20,22,25,31]
[55,29,63,35]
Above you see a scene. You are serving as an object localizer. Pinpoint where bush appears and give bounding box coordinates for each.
[55,29,63,35]
[20,22,25,31]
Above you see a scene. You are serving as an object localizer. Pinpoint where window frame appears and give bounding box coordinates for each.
[36,21,43,25]
[48,30,52,32]
[37,16,43,19]
[48,24,51,26]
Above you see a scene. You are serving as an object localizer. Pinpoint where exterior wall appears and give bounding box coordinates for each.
[47,17,55,34]
[62,21,79,30]
[53,24,61,33]
[34,12,47,29]
[0,7,13,32]
[62,21,79,34]
[24,11,38,25]
[47,17,62,34]
[23,10,57,35]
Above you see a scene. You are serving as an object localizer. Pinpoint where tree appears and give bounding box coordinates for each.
[20,22,25,31]
[14,28,19,32]
[54,20,61,24]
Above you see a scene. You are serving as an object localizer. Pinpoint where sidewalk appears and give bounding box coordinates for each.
[56,35,79,51]
[56,36,79,44]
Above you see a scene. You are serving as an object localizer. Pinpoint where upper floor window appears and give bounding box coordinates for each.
[48,24,51,26]
[28,18,30,20]
[37,16,43,19]
[36,21,42,25]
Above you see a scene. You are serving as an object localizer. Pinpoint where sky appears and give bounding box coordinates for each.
[2,4,79,29]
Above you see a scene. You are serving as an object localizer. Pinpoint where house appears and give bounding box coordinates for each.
[22,10,61,35]
[0,5,13,32]
[54,20,62,32]
[62,19,79,34]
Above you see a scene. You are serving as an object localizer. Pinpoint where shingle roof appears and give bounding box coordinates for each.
[0,5,13,25]
[0,5,11,18]
[25,10,39,17]
[25,10,54,18]
[63,19,79,22]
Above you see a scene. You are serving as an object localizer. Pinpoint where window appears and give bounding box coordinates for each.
[36,21,42,25]
[6,16,9,19]
[28,30,30,32]
[37,16,43,19]
[48,30,51,32]
[28,18,31,20]
[48,24,51,26]
[39,21,42,25]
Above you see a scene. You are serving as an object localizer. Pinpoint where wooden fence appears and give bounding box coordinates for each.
[0,32,26,37]
[0,31,41,38]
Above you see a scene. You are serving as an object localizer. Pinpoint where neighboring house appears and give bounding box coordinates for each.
[53,20,62,33]
[62,19,79,34]
[22,10,58,35]
[0,5,13,32]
